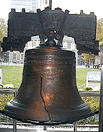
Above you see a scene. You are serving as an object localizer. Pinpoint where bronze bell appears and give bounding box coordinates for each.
[3,46,93,125]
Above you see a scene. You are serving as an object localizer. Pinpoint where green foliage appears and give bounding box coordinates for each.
[0,30,4,43]
[79,116,98,124]
[89,54,95,63]
[0,94,13,111]
[0,18,7,35]
[94,119,99,124]
[78,97,100,124]
[85,87,92,91]
[82,97,99,112]
[82,53,95,63]
[0,18,7,42]
[0,94,13,120]
[82,53,90,62]
[96,18,103,42]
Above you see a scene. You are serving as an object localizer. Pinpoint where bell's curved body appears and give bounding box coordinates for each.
[3,46,93,124]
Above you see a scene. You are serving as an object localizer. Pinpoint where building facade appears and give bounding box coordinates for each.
[1,36,78,65]
[1,36,100,66]
[63,36,78,65]
[11,0,49,12]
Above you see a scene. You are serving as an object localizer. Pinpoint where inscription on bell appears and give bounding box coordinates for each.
[27,59,74,65]
[33,66,63,78]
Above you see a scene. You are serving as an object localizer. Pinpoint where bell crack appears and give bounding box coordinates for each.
[40,74,51,121]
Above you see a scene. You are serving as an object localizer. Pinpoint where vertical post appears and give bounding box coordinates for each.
[13,119,17,132]
[13,92,17,132]
[0,41,1,52]
[44,125,47,130]
[49,0,52,9]
[73,122,77,132]
[99,45,103,132]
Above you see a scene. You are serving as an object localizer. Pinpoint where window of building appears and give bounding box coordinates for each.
[20,53,24,60]
[13,53,17,60]
[45,0,47,4]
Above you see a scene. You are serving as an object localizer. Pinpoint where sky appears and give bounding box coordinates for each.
[0,0,103,21]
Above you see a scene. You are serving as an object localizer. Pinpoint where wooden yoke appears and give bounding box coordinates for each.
[2,7,99,54]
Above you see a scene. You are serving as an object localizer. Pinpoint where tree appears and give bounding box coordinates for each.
[89,54,95,66]
[0,30,4,42]
[82,53,95,67]
[82,53,90,62]
[0,18,7,42]
[96,18,103,42]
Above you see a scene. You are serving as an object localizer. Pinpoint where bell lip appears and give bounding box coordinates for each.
[3,101,93,125]
[2,47,93,125]
[3,108,93,125]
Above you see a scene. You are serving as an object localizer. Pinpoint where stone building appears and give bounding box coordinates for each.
[1,36,78,65]
[63,36,78,65]
[0,36,100,66]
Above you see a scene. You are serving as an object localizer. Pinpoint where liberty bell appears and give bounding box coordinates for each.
[2,7,99,125]
[3,36,93,125]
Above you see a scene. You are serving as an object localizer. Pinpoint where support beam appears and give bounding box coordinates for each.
[13,92,17,132]
[49,0,52,9]
[73,122,77,132]
[99,45,103,132]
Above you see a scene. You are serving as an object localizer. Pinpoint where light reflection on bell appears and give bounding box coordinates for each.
[3,46,93,125]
